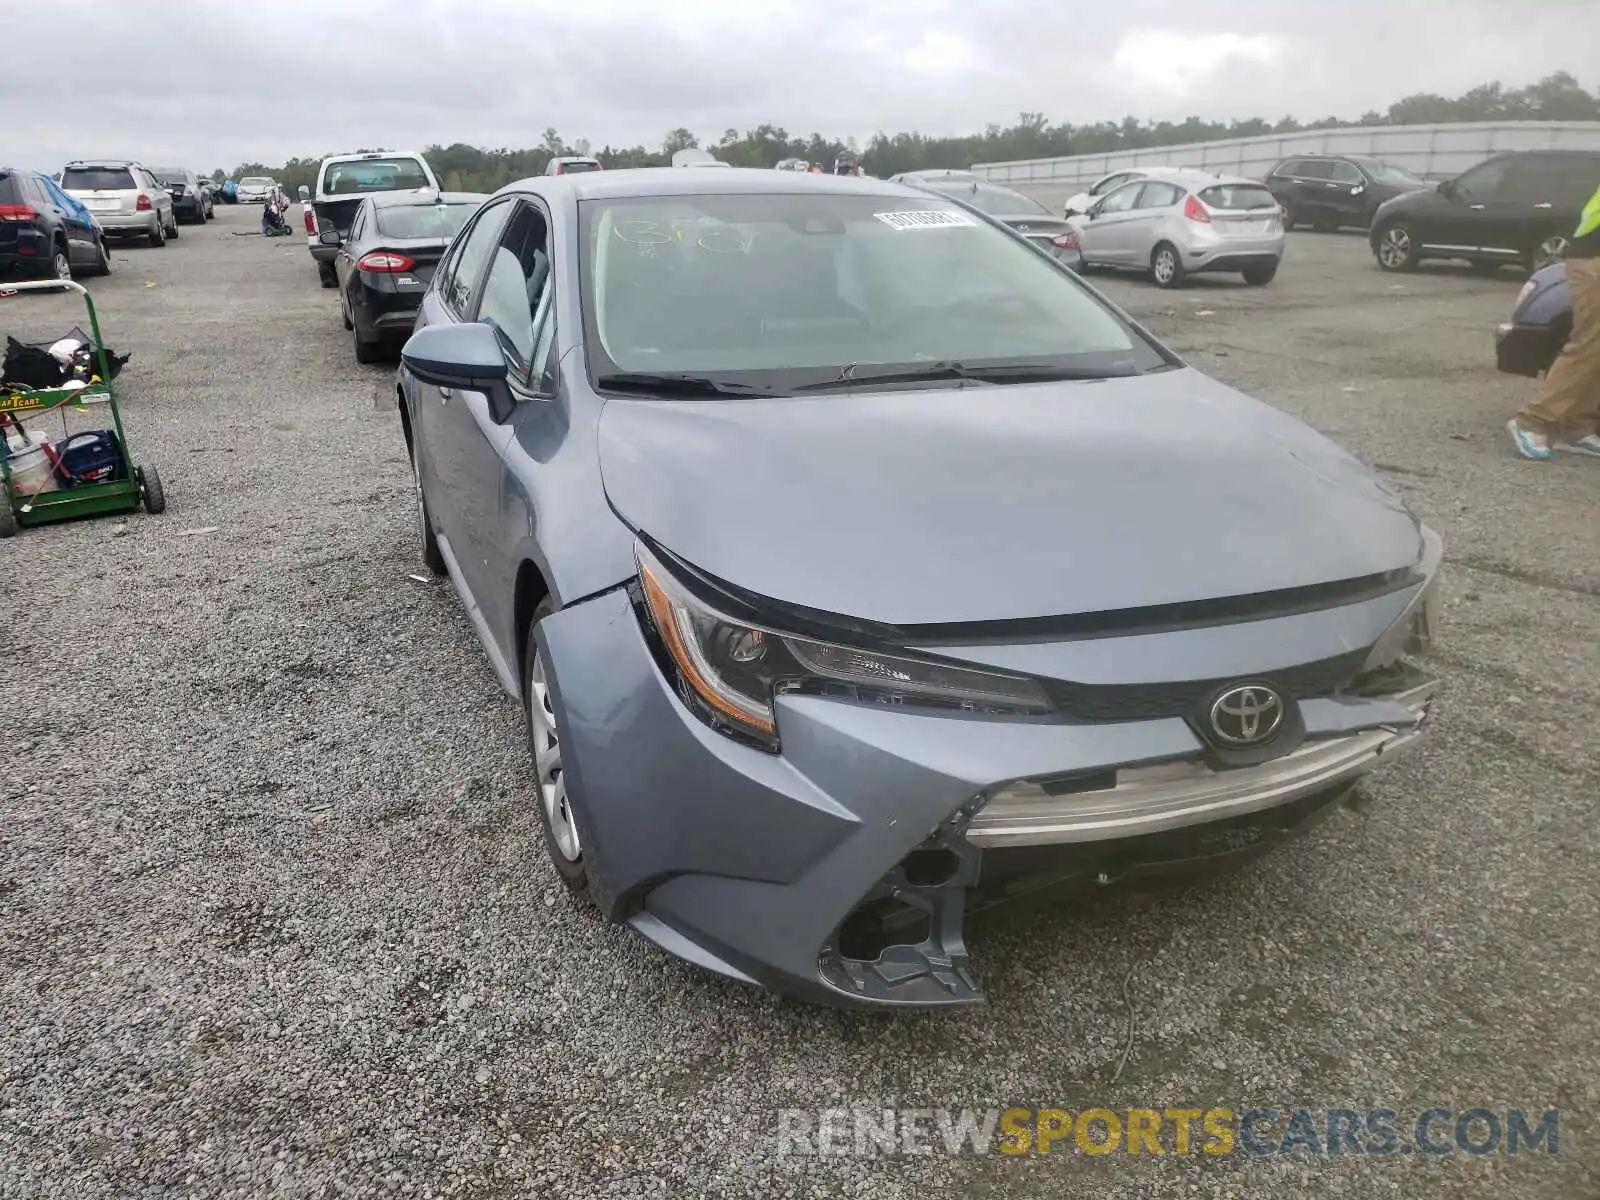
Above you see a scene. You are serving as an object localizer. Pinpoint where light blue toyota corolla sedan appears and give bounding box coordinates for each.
[396,168,1442,1010]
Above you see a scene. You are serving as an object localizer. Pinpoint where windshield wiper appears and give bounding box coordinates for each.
[792,360,1138,392]
[594,372,779,398]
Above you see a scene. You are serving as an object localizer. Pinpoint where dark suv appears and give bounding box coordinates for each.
[0,166,112,280]
[1264,154,1428,231]
[1369,149,1600,274]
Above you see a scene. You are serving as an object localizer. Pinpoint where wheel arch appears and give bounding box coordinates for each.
[514,560,554,679]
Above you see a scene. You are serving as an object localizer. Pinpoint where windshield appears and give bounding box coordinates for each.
[321,158,430,195]
[153,168,185,182]
[1361,160,1424,187]
[62,167,134,191]
[375,202,481,239]
[579,191,1166,388]
[241,177,271,187]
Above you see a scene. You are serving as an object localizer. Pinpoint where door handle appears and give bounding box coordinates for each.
[439,387,452,402]
[1533,202,1552,209]
[1469,204,1485,210]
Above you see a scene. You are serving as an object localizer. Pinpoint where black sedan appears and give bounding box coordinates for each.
[327,190,489,363]
[1495,262,1570,377]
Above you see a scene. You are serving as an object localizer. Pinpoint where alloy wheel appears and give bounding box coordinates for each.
[1535,235,1569,269]
[1378,227,1411,268]
[1153,248,1176,285]
[51,248,71,281]
[528,652,579,862]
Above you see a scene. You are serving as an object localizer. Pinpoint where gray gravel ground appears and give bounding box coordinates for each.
[1,202,1596,1200]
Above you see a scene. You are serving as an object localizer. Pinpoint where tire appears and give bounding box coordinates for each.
[318,262,338,289]
[1374,223,1418,272]
[524,596,588,893]
[1150,241,1185,288]
[1530,234,1569,272]
[137,465,165,514]
[340,291,354,331]
[167,212,179,239]
[148,218,166,248]
[0,502,17,538]
[48,241,72,282]
[410,442,446,576]
[1242,261,1278,286]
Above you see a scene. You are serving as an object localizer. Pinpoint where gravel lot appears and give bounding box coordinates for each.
[2,201,1597,1200]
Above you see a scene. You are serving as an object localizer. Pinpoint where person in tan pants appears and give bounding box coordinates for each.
[1508,182,1600,460]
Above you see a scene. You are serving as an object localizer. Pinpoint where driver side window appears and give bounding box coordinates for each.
[476,203,556,388]
[440,201,512,319]
[1097,182,1142,214]
[1453,158,1509,203]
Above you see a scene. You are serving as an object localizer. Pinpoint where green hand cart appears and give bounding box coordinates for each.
[0,279,164,537]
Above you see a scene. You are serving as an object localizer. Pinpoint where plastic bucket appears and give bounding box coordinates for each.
[5,436,59,496]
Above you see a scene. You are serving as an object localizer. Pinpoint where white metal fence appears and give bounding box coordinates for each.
[972,121,1600,190]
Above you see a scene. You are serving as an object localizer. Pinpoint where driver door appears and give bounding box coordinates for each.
[1077,180,1145,265]
[411,199,513,588]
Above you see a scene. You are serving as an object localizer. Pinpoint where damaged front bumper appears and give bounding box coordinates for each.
[536,588,1438,1010]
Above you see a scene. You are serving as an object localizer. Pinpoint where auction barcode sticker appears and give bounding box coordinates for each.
[874,209,978,230]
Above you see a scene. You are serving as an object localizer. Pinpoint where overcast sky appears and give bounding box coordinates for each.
[9,0,1595,172]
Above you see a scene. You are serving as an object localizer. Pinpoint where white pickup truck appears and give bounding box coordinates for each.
[304,150,440,287]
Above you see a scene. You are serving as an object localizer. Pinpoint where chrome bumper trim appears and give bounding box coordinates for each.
[966,682,1436,849]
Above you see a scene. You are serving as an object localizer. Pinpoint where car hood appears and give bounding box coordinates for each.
[595,368,1422,627]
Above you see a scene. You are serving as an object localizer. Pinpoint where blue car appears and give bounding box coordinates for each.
[397,169,1443,1009]
[0,166,111,279]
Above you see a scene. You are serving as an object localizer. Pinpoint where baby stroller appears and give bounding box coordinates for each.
[261,190,292,237]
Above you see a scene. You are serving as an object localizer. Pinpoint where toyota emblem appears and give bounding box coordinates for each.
[1208,685,1285,746]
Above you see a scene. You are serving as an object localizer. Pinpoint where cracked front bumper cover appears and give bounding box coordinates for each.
[535,587,1438,1009]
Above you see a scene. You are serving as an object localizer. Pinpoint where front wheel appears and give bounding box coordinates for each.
[148,219,166,247]
[1242,261,1278,286]
[410,442,446,576]
[1375,224,1418,271]
[167,213,179,238]
[85,237,112,277]
[1530,234,1569,272]
[525,597,589,893]
[1150,242,1185,288]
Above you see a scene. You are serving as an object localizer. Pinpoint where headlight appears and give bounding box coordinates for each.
[634,541,1053,750]
[1361,525,1443,672]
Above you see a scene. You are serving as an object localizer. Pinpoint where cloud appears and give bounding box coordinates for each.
[2,0,1593,171]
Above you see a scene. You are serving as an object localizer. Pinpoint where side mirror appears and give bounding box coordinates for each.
[318,229,341,246]
[1437,179,1455,199]
[403,321,508,384]
[298,185,311,202]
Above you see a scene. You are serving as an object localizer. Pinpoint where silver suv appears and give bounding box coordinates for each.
[60,160,178,247]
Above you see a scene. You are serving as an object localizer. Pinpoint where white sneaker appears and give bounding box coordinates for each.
[1507,419,1553,461]
[1554,433,1600,458]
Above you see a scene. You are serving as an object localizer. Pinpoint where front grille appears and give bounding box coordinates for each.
[1040,649,1367,722]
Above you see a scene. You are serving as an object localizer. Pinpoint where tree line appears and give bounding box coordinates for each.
[215,72,1599,193]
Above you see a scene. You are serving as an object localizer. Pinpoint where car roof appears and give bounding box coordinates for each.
[65,159,141,168]
[321,150,427,163]
[367,190,490,208]
[508,167,919,202]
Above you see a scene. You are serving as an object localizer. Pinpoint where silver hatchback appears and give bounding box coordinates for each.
[1071,172,1285,287]
[60,160,178,247]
